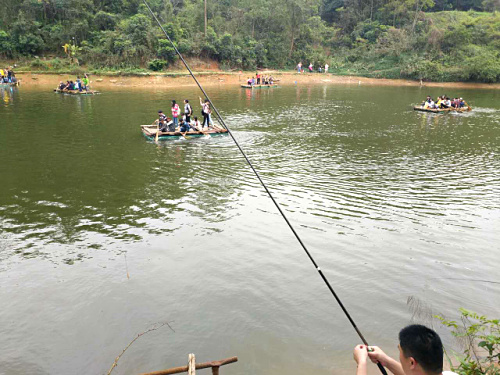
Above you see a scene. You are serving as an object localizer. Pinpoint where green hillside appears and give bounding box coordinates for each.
[0,0,499,82]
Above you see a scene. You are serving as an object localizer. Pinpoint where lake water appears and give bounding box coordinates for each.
[0,83,499,375]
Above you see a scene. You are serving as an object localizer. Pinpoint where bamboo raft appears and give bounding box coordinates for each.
[240,84,278,89]
[141,124,228,140]
[413,105,472,113]
[54,89,100,95]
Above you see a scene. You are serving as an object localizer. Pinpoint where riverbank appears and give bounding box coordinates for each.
[14,71,500,90]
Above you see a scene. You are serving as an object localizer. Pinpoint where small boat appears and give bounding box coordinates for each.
[54,89,100,95]
[413,106,472,113]
[241,84,278,89]
[141,124,229,140]
[0,81,20,87]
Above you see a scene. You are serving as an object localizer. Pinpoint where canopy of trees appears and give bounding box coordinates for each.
[0,0,499,82]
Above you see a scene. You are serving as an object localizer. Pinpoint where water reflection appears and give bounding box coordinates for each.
[0,86,499,262]
[0,86,19,106]
[0,140,246,259]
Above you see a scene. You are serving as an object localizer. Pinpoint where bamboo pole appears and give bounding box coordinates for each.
[140,356,238,375]
[188,354,195,375]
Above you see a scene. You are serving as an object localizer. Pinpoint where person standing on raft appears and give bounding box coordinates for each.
[184,99,193,123]
[199,97,211,130]
[171,100,180,128]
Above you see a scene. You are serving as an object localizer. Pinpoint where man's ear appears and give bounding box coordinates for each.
[409,356,417,370]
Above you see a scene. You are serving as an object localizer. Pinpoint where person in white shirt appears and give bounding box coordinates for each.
[184,99,193,123]
[424,98,435,109]
[325,63,329,73]
[192,117,202,131]
[199,97,211,129]
[353,325,457,375]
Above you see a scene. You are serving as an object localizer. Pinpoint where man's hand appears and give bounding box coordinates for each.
[366,346,390,367]
[353,345,369,365]
[353,345,369,375]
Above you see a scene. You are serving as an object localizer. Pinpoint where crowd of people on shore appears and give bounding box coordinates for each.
[296,62,329,74]
[156,97,215,133]
[1,67,17,83]
[56,74,90,92]
[422,95,467,109]
[246,73,275,86]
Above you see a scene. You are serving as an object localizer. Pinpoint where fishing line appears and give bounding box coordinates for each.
[142,2,387,373]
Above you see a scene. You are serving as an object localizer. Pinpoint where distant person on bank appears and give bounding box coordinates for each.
[353,325,457,375]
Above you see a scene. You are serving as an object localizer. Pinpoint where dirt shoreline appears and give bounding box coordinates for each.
[15,71,500,90]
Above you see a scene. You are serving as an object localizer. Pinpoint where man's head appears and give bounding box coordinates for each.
[398,325,443,375]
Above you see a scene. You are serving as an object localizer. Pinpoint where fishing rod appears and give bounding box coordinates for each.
[142,2,387,373]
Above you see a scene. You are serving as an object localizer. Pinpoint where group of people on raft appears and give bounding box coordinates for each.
[422,95,466,109]
[246,73,275,86]
[156,97,214,133]
[0,67,17,83]
[57,74,90,92]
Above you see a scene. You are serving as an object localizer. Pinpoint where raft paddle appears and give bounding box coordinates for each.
[142,2,387,373]
[152,119,160,142]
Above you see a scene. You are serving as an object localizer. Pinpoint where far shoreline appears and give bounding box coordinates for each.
[14,71,500,90]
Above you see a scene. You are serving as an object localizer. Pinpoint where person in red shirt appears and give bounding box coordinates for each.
[171,100,180,128]
[256,73,260,85]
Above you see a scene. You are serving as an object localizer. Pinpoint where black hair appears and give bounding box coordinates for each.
[184,99,189,103]
[194,117,198,121]
[158,110,163,113]
[399,325,443,374]
[172,100,176,107]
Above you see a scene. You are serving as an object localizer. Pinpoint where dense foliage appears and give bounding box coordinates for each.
[437,308,500,375]
[0,0,499,81]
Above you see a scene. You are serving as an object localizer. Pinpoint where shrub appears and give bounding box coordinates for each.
[157,39,178,63]
[148,59,167,71]
[465,51,500,82]
[30,58,47,70]
[0,30,13,58]
[94,11,117,31]
[70,66,85,75]
[47,58,64,69]
[436,308,500,375]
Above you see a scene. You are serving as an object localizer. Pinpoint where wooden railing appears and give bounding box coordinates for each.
[140,354,238,375]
